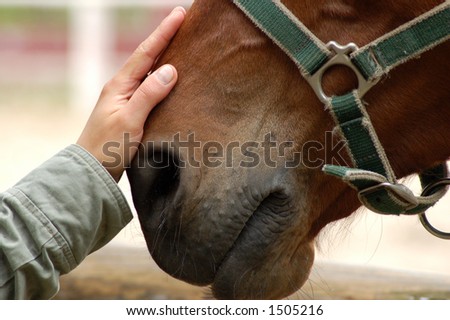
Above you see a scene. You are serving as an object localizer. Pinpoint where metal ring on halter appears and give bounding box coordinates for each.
[419,178,450,239]
[306,42,380,105]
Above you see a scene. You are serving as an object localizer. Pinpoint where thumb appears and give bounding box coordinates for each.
[126,64,178,123]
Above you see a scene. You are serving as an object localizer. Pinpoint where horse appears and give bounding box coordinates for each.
[127,0,450,299]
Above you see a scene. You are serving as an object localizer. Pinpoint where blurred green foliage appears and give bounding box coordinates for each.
[0,7,153,31]
[0,8,68,29]
[0,82,69,111]
[115,8,152,25]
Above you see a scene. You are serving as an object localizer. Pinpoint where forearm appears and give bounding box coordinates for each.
[0,145,133,299]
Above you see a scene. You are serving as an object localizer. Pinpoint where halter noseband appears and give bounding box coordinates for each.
[233,0,450,238]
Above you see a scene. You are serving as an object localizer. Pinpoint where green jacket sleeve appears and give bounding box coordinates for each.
[0,144,133,299]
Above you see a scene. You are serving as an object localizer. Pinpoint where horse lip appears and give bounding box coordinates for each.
[211,191,297,299]
[215,190,291,251]
[143,189,293,289]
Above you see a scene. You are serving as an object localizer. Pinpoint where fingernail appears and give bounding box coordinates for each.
[155,65,174,85]
[172,6,186,15]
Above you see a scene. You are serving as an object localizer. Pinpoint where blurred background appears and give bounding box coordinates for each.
[1,0,449,299]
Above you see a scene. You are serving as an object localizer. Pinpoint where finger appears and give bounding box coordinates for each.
[116,7,185,88]
[125,64,178,124]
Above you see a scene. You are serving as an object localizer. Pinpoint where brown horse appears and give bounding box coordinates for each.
[128,0,450,299]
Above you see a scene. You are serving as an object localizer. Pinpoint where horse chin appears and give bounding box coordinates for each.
[212,231,315,300]
[213,249,315,299]
[211,193,315,299]
[141,199,313,299]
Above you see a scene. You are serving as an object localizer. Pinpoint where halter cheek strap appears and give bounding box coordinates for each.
[233,0,449,216]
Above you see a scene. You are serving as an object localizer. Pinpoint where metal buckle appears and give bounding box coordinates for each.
[358,182,419,211]
[419,178,450,240]
[307,41,380,104]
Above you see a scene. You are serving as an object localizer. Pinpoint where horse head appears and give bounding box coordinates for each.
[128,0,450,299]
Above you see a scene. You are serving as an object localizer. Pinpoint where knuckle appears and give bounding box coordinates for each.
[102,78,117,96]
[137,81,159,99]
[134,78,170,108]
[136,42,148,56]
[154,26,172,44]
[137,37,158,60]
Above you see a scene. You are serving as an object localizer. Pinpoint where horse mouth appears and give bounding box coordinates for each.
[211,192,314,299]
[128,156,313,299]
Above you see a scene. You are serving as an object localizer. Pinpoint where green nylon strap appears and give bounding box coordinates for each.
[233,0,331,76]
[327,92,395,181]
[351,2,450,80]
[323,91,447,215]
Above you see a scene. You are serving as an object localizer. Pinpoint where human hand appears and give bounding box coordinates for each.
[77,7,186,182]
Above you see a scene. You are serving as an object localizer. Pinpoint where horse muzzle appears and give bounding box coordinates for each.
[127,142,314,299]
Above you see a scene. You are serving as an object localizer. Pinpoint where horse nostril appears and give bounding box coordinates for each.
[147,150,181,199]
[127,145,182,214]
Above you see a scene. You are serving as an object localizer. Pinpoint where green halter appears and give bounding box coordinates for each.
[233,0,449,216]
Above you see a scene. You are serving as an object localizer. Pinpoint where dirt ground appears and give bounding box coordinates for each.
[55,245,450,300]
